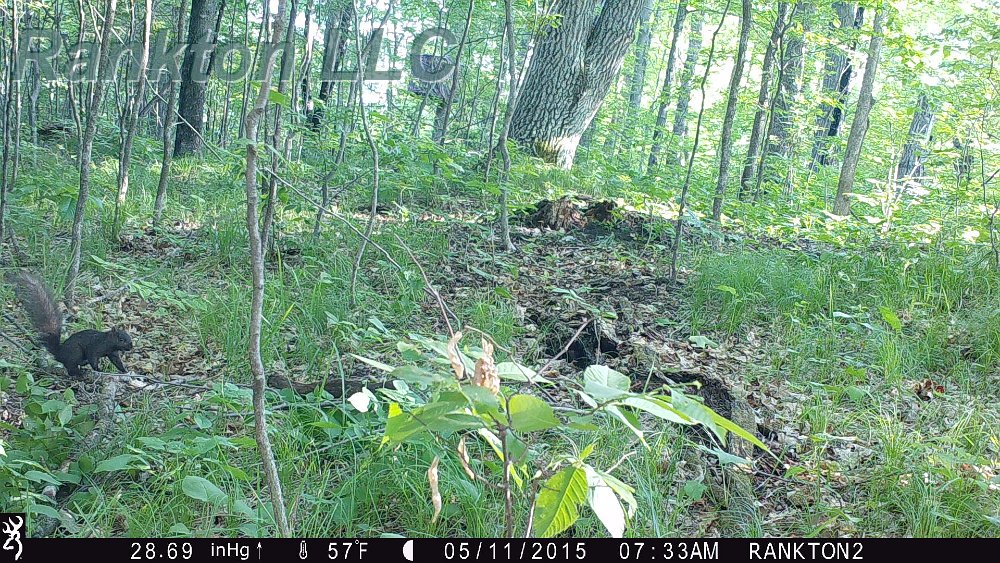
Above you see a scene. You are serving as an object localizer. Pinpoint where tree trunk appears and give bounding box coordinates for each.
[66,0,119,305]
[113,0,152,241]
[242,0,291,537]
[435,0,475,146]
[174,0,221,157]
[833,6,886,216]
[627,0,656,110]
[648,0,688,168]
[261,0,298,254]
[897,93,934,183]
[739,2,787,198]
[765,1,806,162]
[670,0,731,282]
[667,9,702,166]
[710,0,752,221]
[496,0,520,251]
[0,0,20,254]
[509,0,647,169]
[811,2,863,168]
[311,7,353,129]
[154,0,189,228]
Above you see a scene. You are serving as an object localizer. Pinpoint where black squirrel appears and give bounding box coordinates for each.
[7,272,133,378]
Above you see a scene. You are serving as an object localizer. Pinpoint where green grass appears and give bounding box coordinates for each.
[2,138,999,539]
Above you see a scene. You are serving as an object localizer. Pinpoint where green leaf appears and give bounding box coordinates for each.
[24,470,61,485]
[620,395,693,425]
[878,306,903,332]
[688,335,718,349]
[28,503,62,520]
[585,470,625,538]
[181,476,229,505]
[95,454,141,473]
[509,395,560,432]
[716,285,738,297]
[697,444,751,466]
[708,410,770,453]
[532,466,588,538]
[604,405,646,447]
[583,365,631,401]
[391,365,445,388]
[668,390,721,437]
[496,362,552,384]
[268,89,291,107]
[350,354,395,373]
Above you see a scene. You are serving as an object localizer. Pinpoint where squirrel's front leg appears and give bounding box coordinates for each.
[108,351,127,373]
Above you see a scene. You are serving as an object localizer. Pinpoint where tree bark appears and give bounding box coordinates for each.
[811,2,863,168]
[509,0,647,169]
[671,0,731,282]
[436,0,475,146]
[739,2,787,199]
[765,1,806,161]
[310,6,353,129]
[154,0,189,228]
[627,0,656,110]
[66,0,119,305]
[0,0,20,255]
[667,9,702,167]
[242,0,291,538]
[113,0,152,241]
[833,5,886,216]
[710,0,752,221]
[897,92,934,183]
[496,0,520,251]
[174,0,222,157]
[648,0,688,168]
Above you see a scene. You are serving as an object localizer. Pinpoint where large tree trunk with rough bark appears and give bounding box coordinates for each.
[509,0,646,169]
[811,2,863,169]
[897,93,934,183]
[667,10,702,166]
[174,0,222,157]
[648,0,688,168]
[739,2,787,198]
[834,6,886,216]
[710,0,752,221]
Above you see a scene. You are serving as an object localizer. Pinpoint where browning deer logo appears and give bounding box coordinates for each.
[1,515,23,562]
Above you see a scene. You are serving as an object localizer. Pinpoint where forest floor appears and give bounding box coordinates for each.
[2,151,999,537]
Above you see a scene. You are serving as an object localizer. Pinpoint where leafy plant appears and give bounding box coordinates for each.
[353,330,767,538]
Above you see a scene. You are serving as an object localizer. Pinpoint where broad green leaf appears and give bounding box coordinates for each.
[697,444,751,466]
[532,466,588,538]
[585,469,625,538]
[350,354,395,373]
[668,390,721,437]
[583,366,631,401]
[181,476,229,505]
[509,395,560,432]
[95,454,141,473]
[604,405,646,446]
[620,395,693,425]
[590,467,637,518]
[496,362,552,384]
[390,365,445,388]
[708,410,770,453]
[878,306,903,332]
[689,335,719,349]
[181,475,229,506]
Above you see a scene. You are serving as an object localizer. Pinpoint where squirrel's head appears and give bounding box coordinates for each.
[111,328,133,351]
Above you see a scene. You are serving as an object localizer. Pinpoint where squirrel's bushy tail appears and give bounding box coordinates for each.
[6,272,63,355]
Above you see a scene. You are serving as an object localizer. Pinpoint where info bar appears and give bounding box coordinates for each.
[7,538,998,563]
